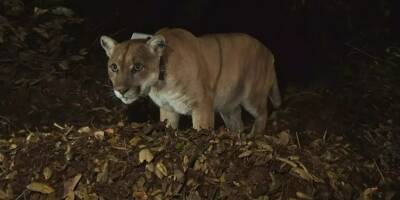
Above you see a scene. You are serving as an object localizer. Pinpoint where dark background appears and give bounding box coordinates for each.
[67,0,399,86]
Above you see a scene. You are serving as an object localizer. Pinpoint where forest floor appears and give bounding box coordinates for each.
[1,3,399,200]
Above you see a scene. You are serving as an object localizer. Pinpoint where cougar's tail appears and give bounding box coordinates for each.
[269,71,282,109]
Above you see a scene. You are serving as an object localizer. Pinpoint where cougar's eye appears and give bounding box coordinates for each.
[133,63,144,72]
[110,63,118,72]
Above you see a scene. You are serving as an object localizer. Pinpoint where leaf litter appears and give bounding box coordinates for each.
[0,122,398,199]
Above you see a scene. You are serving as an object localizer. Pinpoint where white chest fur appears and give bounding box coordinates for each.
[149,88,193,115]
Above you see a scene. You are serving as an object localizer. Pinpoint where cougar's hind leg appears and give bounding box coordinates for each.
[242,95,268,135]
[219,106,244,133]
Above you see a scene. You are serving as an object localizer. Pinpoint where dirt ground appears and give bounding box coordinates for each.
[1,2,400,200]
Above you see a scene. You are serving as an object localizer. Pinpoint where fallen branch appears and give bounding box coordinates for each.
[345,43,397,66]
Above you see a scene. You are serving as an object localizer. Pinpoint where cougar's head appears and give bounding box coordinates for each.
[100,35,166,104]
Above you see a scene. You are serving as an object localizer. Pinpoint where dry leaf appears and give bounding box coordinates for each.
[65,191,75,200]
[296,191,313,199]
[193,160,202,171]
[78,126,91,133]
[51,7,75,17]
[104,128,114,134]
[34,7,49,16]
[256,195,269,200]
[187,191,201,200]
[26,132,40,143]
[276,131,290,146]
[0,190,9,200]
[358,187,378,200]
[238,150,252,158]
[183,155,189,172]
[65,143,72,161]
[255,141,273,151]
[173,169,184,181]
[276,157,298,168]
[96,162,109,183]
[43,167,52,180]
[153,193,163,200]
[150,189,163,199]
[131,122,144,129]
[139,149,154,163]
[129,136,142,146]
[186,178,197,187]
[133,176,147,192]
[63,174,82,198]
[87,193,100,200]
[9,144,17,150]
[32,27,49,39]
[233,181,241,187]
[146,163,155,172]
[94,131,105,141]
[219,173,226,183]
[133,191,148,200]
[5,171,17,179]
[290,167,313,181]
[74,183,91,200]
[311,139,321,148]
[155,161,168,179]
[26,182,55,194]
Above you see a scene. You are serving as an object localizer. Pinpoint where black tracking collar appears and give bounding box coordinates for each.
[158,56,166,81]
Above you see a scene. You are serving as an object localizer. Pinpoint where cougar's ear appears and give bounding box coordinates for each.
[100,35,117,57]
[146,35,166,56]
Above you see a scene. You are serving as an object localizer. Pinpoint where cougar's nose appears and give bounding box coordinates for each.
[115,87,129,95]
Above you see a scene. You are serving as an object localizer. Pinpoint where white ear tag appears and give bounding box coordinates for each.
[131,32,153,40]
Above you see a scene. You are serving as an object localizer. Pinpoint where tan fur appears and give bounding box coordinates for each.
[100,28,281,134]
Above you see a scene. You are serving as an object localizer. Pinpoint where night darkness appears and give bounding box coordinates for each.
[72,0,399,84]
[0,0,399,199]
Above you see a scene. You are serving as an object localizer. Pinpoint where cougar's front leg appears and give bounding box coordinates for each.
[192,100,214,131]
[160,108,180,129]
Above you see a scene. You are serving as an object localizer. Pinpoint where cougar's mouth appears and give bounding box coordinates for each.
[114,87,140,104]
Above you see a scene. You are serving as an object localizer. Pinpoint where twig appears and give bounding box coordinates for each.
[64,125,74,136]
[111,146,129,151]
[322,129,328,145]
[373,159,386,183]
[295,131,301,148]
[345,43,397,66]
[53,122,65,130]
[14,189,28,200]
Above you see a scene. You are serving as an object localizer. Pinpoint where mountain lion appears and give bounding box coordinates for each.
[100,28,281,134]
